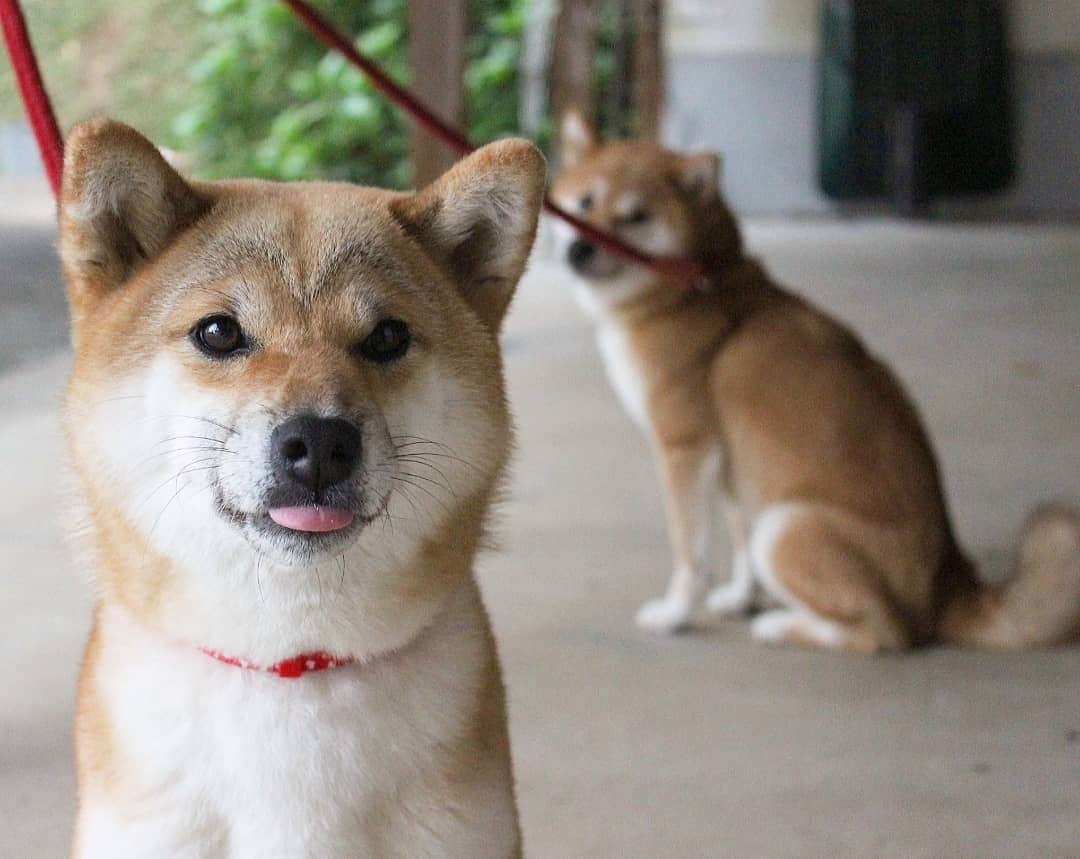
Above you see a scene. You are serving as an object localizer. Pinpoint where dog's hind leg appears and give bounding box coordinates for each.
[747,503,911,654]
[636,444,721,634]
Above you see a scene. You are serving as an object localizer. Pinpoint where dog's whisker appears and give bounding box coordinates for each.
[92,393,147,405]
[134,446,232,470]
[391,448,478,471]
[255,551,265,605]
[393,470,456,498]
[120,413,238,438]
[152,434,230,448]
[164,414,237,435]
[389,456,455,491]
[145,478,193,548]
[391,475,451,516]
[134,456,224,512]
[386,480,425,525]
[390,438,455,454]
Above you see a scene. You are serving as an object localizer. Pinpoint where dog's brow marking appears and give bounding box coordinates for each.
[313,242,379,288]
[190,233,292,286]
[184,284,241,314]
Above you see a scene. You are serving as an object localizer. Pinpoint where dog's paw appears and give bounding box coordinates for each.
[635,595,692,634]
[705,581,753,616]
[750,609,795,645]
[750,609,847,650]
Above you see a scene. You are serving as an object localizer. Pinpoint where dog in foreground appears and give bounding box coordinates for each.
[551,110,1080,651]
[59,119,544,857]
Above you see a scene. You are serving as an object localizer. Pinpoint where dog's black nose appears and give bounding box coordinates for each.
[567,238,596,271]
[271,415,361,494]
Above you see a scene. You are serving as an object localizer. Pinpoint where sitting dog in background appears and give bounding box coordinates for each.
[59,119,544,857]
[551,109,1080,652]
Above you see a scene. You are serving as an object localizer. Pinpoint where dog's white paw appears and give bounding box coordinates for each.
[752,609,848,650]
[750,609,794,644]
[635,595,692,634]
[706,582,753,616]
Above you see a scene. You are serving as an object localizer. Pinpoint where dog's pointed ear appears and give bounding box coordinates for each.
[59,118,209,310]
[560,108,597,168]
[389,139,546,332]
[677,152,722,200]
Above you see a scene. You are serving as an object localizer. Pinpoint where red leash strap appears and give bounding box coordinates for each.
[542,198,704,280]
[281,0,705,286]
[281,0,472,158]
[0,0,62,196]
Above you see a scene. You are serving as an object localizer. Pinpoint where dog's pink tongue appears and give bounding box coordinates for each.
[269,506,354,533]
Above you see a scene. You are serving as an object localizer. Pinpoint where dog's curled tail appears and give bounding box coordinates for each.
[939,504,1080,649]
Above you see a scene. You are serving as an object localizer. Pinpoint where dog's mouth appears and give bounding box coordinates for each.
[268,505,354,532]
[212,480,389,555]
[567,246,624,281]
[577,263,624,282]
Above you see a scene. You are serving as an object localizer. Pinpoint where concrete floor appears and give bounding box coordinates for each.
[2,211,1078,857]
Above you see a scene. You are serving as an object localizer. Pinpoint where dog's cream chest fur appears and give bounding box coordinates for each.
[574,284,649,430]
[596,322,648,429]
[76,585,516,859]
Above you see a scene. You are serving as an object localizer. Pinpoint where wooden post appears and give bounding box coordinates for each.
[632,0,664,141]
[407,0,468,187]
[520,0,557,137]
[606,0,635,138]
[550,0,600,165]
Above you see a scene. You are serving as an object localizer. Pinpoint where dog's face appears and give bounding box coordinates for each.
[59,121,543,639]
[549,111,722,301]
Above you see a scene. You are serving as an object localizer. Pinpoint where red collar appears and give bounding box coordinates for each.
[200,647,353,678]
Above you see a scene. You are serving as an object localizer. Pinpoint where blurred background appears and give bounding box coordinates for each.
[1,2,1078,857]
[2,0,1079,216]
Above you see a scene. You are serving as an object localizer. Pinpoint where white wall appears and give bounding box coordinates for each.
[667,0,1080,58]
[1013,0,1080,54]
[668,0,818,56]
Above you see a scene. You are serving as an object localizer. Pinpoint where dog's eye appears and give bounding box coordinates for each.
[624,208,649,225]
[193,315,247,358]
[358,319,410,363]
[579,193,593,212]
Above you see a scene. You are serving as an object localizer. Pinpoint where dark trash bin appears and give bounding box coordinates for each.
[818,0,1015,214]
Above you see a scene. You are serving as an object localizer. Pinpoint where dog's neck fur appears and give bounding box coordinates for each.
[598,201,792,335]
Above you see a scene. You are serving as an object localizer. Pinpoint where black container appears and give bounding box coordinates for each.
[818,0,1015,214]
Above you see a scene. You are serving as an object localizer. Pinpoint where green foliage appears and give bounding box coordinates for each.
[466,0,526,145]
[0,0,205,145]
[174,0,527,188]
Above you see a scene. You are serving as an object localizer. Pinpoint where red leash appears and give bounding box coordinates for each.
[281,0,705,285]
[0,0,62,196]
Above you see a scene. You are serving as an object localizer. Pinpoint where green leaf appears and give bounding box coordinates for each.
[357,21,402,58]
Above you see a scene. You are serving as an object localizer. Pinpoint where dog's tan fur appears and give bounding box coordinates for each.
[552,111,1080,652]
[59,118,544,855]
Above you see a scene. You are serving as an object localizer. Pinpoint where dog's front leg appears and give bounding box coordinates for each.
[636,442,721,633]
[706,497,758,616]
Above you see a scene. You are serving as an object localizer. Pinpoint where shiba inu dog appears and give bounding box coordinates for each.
[551,110,1080,652]
[58,118,545,857]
